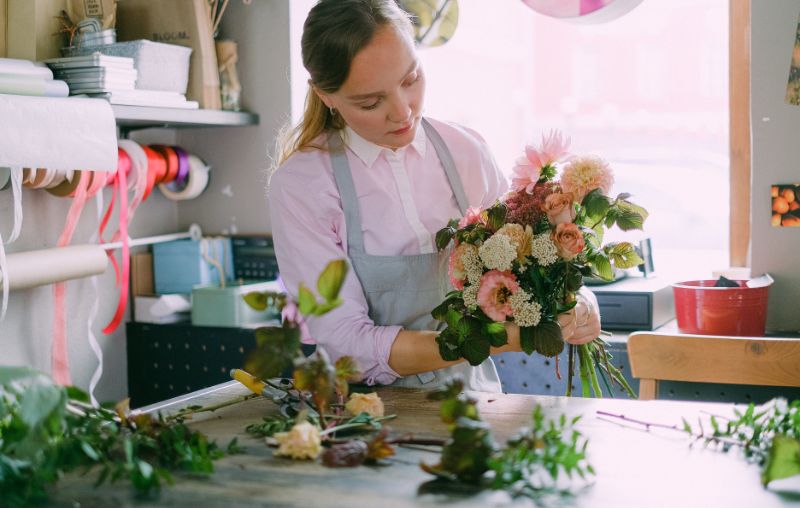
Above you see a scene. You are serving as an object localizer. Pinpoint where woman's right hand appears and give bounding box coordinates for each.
[557,288,601,345]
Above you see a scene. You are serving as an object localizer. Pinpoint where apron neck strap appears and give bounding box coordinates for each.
[328,131,366,254]
[421,118,469,215]
[329,118,470,254]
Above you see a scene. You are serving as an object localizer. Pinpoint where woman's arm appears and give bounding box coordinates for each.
[388,323,521,377]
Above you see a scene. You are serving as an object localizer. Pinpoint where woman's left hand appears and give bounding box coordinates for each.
[557,287,601,345]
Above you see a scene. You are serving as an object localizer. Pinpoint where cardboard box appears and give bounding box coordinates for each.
[116,0,220,109]
[6,0,68,61]
[131,252,155,297]
[1,0,8,57]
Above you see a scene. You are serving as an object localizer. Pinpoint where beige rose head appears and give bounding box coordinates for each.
[543,192,577,225]
[495,223,534,263]
[274,421,322,460]
[345,392,385,418]
[551,223,585,260]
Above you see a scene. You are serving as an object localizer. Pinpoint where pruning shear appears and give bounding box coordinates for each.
[230,369,318,418]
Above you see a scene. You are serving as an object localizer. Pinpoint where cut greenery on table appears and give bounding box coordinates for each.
[0,366,232,508]
[599,398,800,487]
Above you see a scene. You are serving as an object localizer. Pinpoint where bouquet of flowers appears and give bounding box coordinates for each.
[432,131,648,397]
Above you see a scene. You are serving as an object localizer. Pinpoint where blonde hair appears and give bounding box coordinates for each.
[276,0,413,166]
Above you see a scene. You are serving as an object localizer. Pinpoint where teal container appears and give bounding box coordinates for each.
[191,280,282,328]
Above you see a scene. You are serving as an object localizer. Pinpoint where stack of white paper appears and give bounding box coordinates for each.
[43,54,198,109]
[0,58,69,98]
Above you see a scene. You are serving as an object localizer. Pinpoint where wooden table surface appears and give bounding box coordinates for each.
[50,382,800,507]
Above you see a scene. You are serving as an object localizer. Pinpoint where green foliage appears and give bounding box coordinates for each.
[489,407,593,494]
[244,322,301,380]
[0,367,225,507]
[683,398,800,486]
[485,202,508,231]
[603,242,644,270]
[422,377,593,496]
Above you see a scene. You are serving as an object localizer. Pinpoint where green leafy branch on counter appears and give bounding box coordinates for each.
[421,377,594,495]
[599,398,800,487]
[0,366,231,508]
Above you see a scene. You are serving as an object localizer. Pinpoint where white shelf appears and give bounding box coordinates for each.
[112,105,259,131]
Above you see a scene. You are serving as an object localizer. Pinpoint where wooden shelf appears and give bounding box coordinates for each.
[112,105,259,131]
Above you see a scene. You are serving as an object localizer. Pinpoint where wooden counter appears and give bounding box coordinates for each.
[50,382,800,507]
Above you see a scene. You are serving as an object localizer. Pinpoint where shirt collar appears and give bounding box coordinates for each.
[341,122,427,167]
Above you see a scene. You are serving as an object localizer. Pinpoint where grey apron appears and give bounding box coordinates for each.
[329,118,502,392]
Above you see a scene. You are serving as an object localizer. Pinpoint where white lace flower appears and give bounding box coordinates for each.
[460,245,485,285]
[509,290,543,327]
[478,234,517,272]
[463,283,479,309]
[531,233,559,266]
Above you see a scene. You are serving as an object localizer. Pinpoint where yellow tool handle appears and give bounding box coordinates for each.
[230,369,267,396]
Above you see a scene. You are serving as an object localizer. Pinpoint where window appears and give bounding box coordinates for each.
[419,0,730,269]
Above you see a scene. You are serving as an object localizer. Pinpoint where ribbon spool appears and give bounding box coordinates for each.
[164,146,191,192]
[46,170,85,197]
[158,154,211,201]
[149,145,179,184]
[141,145,166,201]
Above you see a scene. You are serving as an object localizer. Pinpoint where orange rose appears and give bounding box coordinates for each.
[551,223,585,260]
[542,192,577,225]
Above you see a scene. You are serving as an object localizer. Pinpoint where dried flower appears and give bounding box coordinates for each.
[505,181,559,226]
[274,421,322,460]
[560,155,614,203]
[476,270,520,321]
[345,392,385,418]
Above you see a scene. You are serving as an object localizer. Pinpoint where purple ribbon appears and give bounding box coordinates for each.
[166,146,190,192]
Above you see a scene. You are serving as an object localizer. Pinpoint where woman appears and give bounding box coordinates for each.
[268,0,600,391]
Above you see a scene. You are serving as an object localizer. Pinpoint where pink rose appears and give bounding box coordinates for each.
[458,206,484,228]
[476,270,520,322]
[542,192,577,225]
[551,223,585,260]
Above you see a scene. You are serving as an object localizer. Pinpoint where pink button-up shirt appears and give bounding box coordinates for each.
[268,118,508,385]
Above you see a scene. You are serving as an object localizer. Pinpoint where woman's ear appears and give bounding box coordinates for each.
[311,85,334,109]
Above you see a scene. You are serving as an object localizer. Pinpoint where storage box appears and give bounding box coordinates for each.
[588,275,675,331]
[63,40,192,93]
[153,238,233,295]
[191,280,282,328]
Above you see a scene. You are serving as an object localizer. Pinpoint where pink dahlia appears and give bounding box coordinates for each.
[476,270,520,322]
[510,130,571,194]
[560,155,614,203]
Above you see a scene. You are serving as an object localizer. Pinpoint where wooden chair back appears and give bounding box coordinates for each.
[627,332,800,400]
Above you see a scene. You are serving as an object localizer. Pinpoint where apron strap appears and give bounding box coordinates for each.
[421,118,469,216]
[328,131,366,254]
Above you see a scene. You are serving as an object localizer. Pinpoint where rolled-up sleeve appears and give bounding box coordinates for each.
[267,153,402,385]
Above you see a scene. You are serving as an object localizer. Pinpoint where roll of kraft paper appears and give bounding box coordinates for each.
[0,244,108,291]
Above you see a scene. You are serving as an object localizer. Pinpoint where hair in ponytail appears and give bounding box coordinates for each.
[276,0,413,165]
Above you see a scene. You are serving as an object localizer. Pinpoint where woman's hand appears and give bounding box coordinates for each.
[558,287,601,345]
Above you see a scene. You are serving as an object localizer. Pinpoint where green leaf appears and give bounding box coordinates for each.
[485,202,507,231]
[762,435,800,486]
[242,291,269,311]
[519,325,535,355]
[531,321,565,357]
[484,322,508,348]
[615,199,649,231]
[605,242,644,269]
[582,189,611,219]
[297,284,317,315]
[445,308,463,329]
[590,254,614,281]
[317,260,348,302]
[431,298,454,322]
[0,366,41,385]
[462,338,491,366]
[436,327,463,362]
[311,297,343,316]
[65,385,91,404]
[244,324,301,379]
[435,226,456,251]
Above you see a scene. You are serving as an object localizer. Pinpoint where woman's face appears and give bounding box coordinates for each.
[317,25,426,150]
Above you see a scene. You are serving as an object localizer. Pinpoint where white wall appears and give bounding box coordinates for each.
[750,0,800,332]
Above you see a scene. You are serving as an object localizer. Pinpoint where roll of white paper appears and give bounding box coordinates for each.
[150,294,192,317]
[0,244,108,291]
